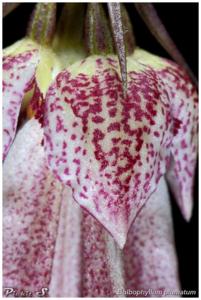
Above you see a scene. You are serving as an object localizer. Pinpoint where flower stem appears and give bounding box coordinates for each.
[85,3,114,55]
[108,3,127,96]
[27,3,56,46]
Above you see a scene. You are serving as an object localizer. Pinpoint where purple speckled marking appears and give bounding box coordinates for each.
[3,50,39,161]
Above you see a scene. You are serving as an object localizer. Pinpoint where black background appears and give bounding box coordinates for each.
[3,3,198,297]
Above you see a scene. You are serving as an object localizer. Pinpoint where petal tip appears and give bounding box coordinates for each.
[114,233,127,250]
[105,223,128,249]
[181,200,193,222]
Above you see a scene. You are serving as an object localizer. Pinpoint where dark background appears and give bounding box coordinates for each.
[3,3,198,297]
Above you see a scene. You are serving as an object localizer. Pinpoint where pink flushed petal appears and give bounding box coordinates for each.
[44,56,173,248]
[3,50,39,161]
[49,188,82,297]
[49,187,124,297]
[3,118,64,293]
[124,176,180,297]
[48,184,125,298]
[81,209,125,297]
[159,64,198,221]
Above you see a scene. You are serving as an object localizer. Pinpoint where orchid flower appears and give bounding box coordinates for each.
[3,3,198,297]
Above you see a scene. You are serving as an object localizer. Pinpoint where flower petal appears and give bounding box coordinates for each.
[44,56,173,247]
[3,118,63,292]
[159,64,198,221]
[133,48,198,220]
[81,209,125,297]
[49,188,82,297]
[3,50,39,160]
[49,186,124,297]
[124,176,180,296]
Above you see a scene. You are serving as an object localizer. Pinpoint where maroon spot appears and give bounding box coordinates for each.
[145,173,150,179]
[105,173,112,179]
[94,150,105,161]
[92,75,99,84]
[143,126,149,133]
[73,122,78,127]
[96,58,103,66]
[63,141,67,149]
[124,175,131,184]
[107,122,120,132]
[56,116,66,133]
[108,108,117,117]
[71,134,76,140]
[112,137,121,145]
[181,139,187,149]
[66,180,71,187]
[90,103,102,114]
[100,160,109,171]
[76,167,80,176]
[154,131,160,137]
[122,139,132,146]
[83,186,88,192]
[173,118,182,135]
[92,115,105,123]
[146,102,157,116]
[75,146,81,153]
[80,192,87,199]
[106,100,116,107]
[73,159,80,165]
[64,168,69,175]
[93,129,105,141]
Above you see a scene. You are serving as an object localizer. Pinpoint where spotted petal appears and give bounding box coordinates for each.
[44,55,174,247]
[49,186,124,297]
[3,50,39,160]
[81,209,125,297]
[49,188,82,297]
[159,64,198,221]
[124,176,180,296]
[134,49,198,220]
[3,119,63,292]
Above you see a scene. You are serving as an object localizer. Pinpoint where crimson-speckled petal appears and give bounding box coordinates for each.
[159,63,198,221]
[3,118,63,293]
[44,56,173,248]
[3,50,39,161]
[49,188,82,297]
[49,187,124,297]
[124,176,180,297]
[81,210,125,297]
